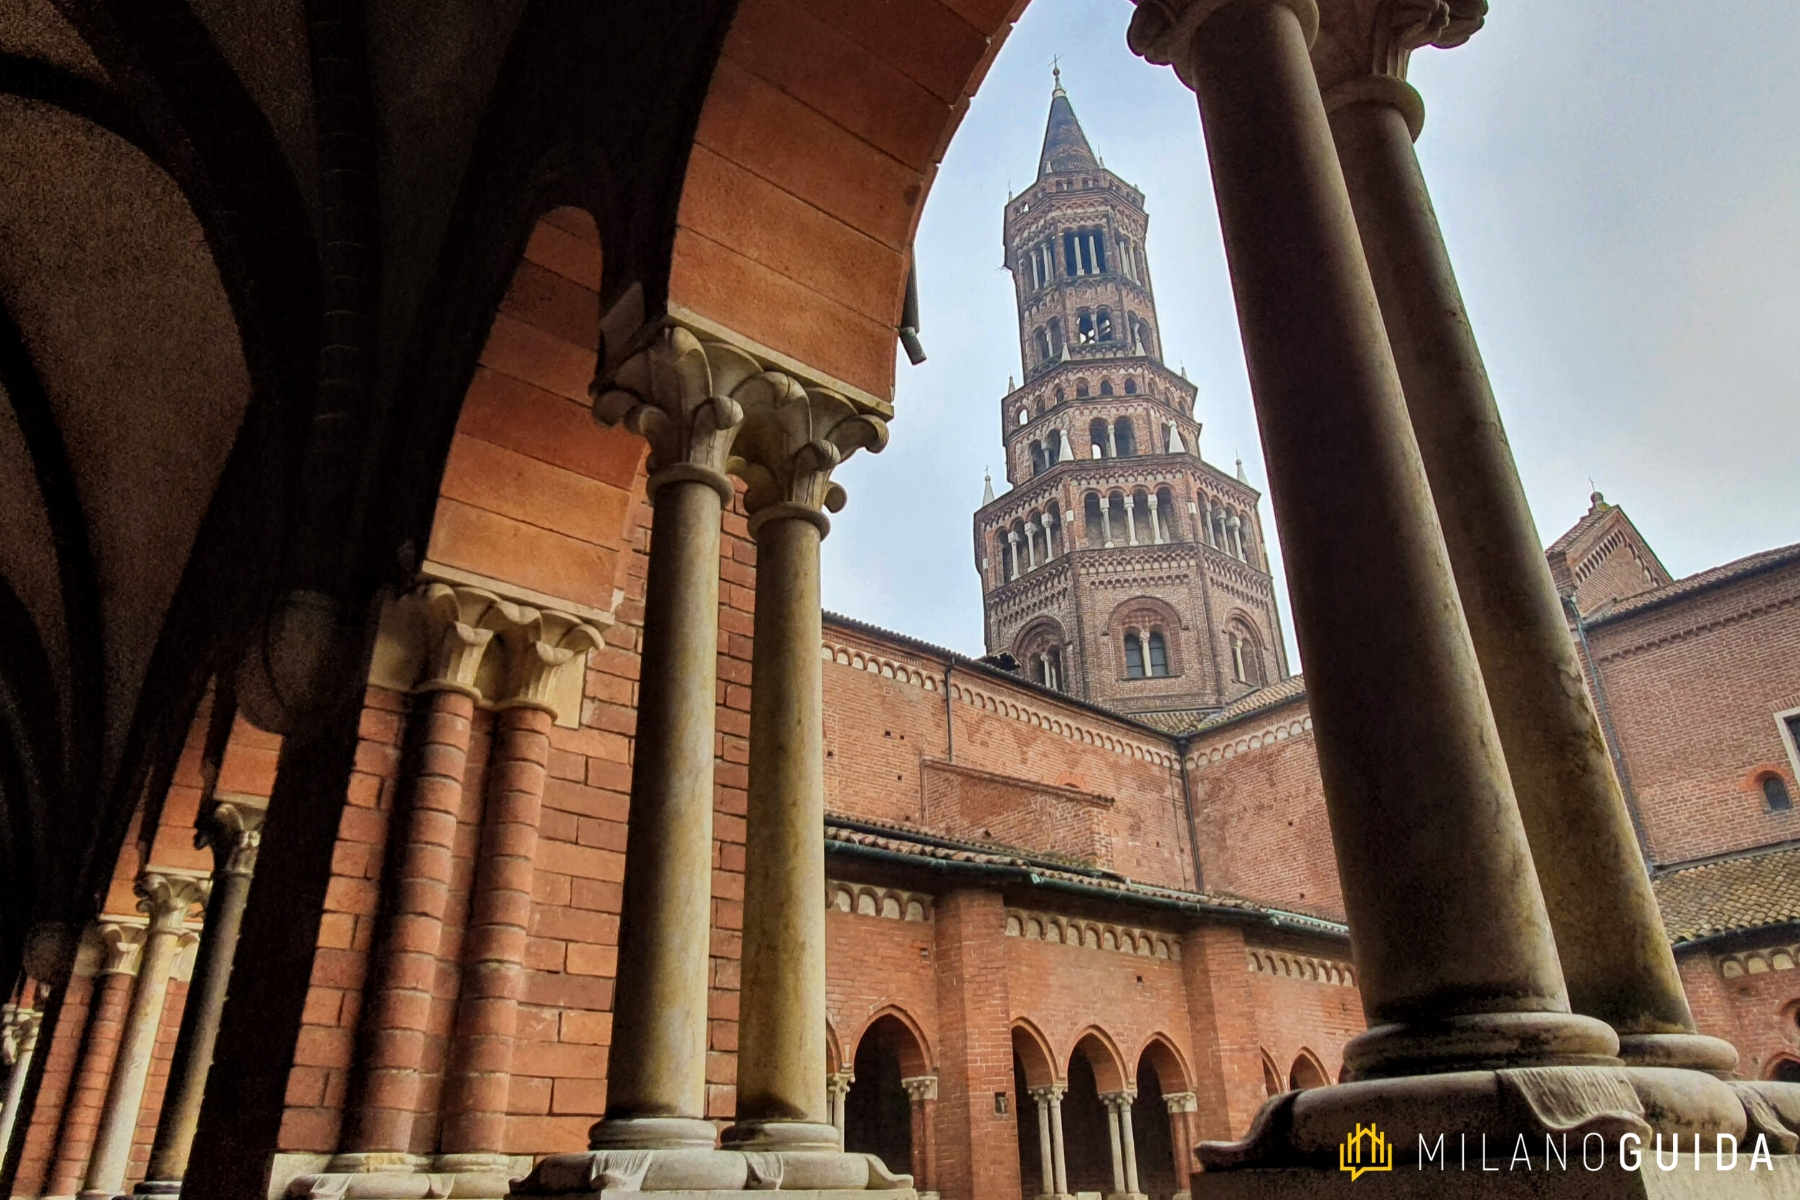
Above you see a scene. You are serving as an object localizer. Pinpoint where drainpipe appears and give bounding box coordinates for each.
[943,659,955,764]
[1176,735,1204,892]
[1564,593,1653,870]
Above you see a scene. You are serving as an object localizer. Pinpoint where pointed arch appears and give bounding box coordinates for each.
[851,1005,933,1077]
[1260,1050,1284,1100]
[1011,1018,1060,1088]
[1288,1049,1328,1091]
[1134,1034,1191,1094]
[827,1018,845,1076]
[1071,1027,1128,1094]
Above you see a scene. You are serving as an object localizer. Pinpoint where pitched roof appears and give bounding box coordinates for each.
[1653,843,1800,943]
[1038,86,1098,178]
[1586,542,1800,627]
[825,812,1348,936]
[1546,493,1615,555]
[1198,674,1309,731]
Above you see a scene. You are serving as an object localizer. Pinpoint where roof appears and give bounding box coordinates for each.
[1198,675,1309,731]
[825,812,1348,937]
[1038,85,1098,178]
[1653,842,1800,944]
[1586,542,1800,627]
[1546,493,1615,556]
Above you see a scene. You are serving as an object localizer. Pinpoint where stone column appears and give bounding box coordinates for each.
[1045,514,1058,560]
[1026,1086,1063,1198]
[722,377,887,1152]
[46,927,140,1199]
[1007,532,1021,581]
[589,328,761,1151]
[1314,1,1735,1076]
[1046,1087,1068,1197]
[1161,1091,1197,1198]
[135,804,265,1197]
[1024,521,1040,571]
[439,606,600,1172]
[1106,424,1118,457]
[1101,502,1114,547]
[1,1000,43,1169]
[1102,1095,1127,1196]
[826,1071,853,1143]
[341,586,498,1161]
[900,1077,936,1192]
[1127,0,1614,1081]
[1124,498,1138,546]
[80,874,208,1200]
[1117,1092,1142,1196]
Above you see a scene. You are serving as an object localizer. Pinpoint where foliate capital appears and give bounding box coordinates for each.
[901,1075,939,1102]
[416,584,501,697]
[1098,1089,1139,1111]
[202,800,267,877]
[592,326,770,498]
[731,385,888,535]
[480,601,604,717]
[1163,1090,1199,1113]
[1127,0,1321,90]
[826,1069,856,1099]
[98,924,146,976]
[136,872,211,934]
[1028,1084,1068,1105]
[1312,0,1486,127]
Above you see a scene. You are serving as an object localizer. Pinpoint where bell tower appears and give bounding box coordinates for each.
[972,75,1289,721]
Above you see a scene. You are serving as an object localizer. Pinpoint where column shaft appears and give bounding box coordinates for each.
[1048,1097,1067,1196]
[344,689,474,1154]
[724,512,831,1145]
[1124,502,1137,546]
[139,809,262,1193]
[1105,1105,1125,1195]
[1034,1098,1054,1196]
[47,962,134,1198]
[441,705,553,1154]
[907,1097,932,1191]
[1101,505,1114,547]
[1118,1100,1140,1195]
[599,478,724,1146]
[1171,0,1605,1076]
[82,909,190,1197]
[1328,93,1716,1063]
[0,1010,41,1170]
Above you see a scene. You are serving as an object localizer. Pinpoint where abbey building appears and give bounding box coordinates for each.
[975,79,1286,721]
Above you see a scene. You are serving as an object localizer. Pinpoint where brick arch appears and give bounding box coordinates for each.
[851,1005,932,1077]
[1070,1028,1128,1094]
[1012,1019,1060,1088]
[1013,616,1069,662]
[1259,1050,1284,1099]
[1108,595,1185,678]
[1287,1049,1328,1091]
[827,1018,845,1075]
[667,0,1026,402]
[1133,1034,1191,1095]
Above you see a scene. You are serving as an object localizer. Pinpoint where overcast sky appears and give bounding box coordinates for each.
[820,0,1800,662]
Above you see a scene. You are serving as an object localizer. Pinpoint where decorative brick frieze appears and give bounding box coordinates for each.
[826,882,933,923]
[1244,948,1356,988]
[1003,909,1181,961]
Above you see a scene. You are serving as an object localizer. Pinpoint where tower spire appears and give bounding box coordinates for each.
[1037,74,1098,178]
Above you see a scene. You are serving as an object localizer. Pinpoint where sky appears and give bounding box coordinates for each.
[819,0,1800,662]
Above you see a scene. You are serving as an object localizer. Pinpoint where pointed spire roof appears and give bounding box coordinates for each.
[1038,69,1099,178]
[982,470,996,505]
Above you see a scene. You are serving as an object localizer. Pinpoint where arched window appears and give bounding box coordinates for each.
[1048,318,1064,353]
[1114,418,1137,457]
[1089,418,1108,459]
[1124,633,1146,680]
[1084,492,1105,548]
[1076,311,1095,343]
[1034,327,1050,362]
[1147,632,1169,677]
[1099,379,1114,396]
[1035,398,1045,416]
[1076,380,1090,398]
[1096,308,1114,341]
[1054,386,1065,403]
[1765,774,1793,812]
[1123,378,1137,395]
[1017,407,1029,426]
[1030,441,1046,476]
[1046,430,1063,465]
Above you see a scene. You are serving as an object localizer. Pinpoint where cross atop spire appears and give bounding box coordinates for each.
[1051,56,1064,96]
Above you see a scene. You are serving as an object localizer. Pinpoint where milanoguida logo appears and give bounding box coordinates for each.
[1339,1123,1394,1180]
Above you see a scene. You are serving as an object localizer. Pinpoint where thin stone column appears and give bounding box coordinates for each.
[1044,515,1058,560]
[1046,1088,1068,1196]
[826,1071,853,1143]
[80,874,208,1200]
[722,380,887,1151]
[1127,0,1614,1079]
[1162,1091,1197,1199]
[1316,13,1735,1076]
[1102,1095,1127,1196]
[1027,1086,1065,1197]
[1124,498,1138,545]
[1115,1092,1142,1196]
[1024,522,1040,571]
[135,804,264,1197]
[1101,502,1114,547]
[1149,500,1163,544]
[1007,532,1021,580]
[343,586,498,1160]
[1032,1093,1053,1196]
[440,609,600,1171]
[900,1077,935,1192]
[1,999,43,1170]
[46,927,139,1199]
[590,328,760,1150]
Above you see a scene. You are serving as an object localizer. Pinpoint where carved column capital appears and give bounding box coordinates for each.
[1311,0,1487,136]
[1162,1090,1198,1113]
[1027,1084,1067,1105]
[480,601,604,718]
[135,873,210,935]
[416,583,501,698]
[98,924,146,977]
[825,1069,855,1100]
[200,800,267,877]
[900,1075,938,1102]
[1098,1088,1139,1112]
[2,1003,41,1065]
[1128,0,1322,89]
[729,383,888,536]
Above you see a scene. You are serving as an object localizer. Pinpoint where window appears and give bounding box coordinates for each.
[1114,417,1137,457]
[1147,632,1168,677]
[1765,775,1793,812]
[1124,633,1146,679]
[1047,318,1064,353]
[1096,308,1114,342]
[1062,229,1107,276]
[1076,311,1096,343]
[1123,378,1137,395]
[1076,381,1090,398]
[1230,633,1247,683]
[1017,408,1028,426]
[1033,328,1050,363]
[1099,380,1114,396]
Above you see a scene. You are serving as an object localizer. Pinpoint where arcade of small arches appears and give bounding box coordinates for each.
[1110,601,1183,684]
[1015,620,1071,694]
[1027,308,1159,373]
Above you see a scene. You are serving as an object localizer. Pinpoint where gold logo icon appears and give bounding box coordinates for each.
[1338,1122,1393,1181]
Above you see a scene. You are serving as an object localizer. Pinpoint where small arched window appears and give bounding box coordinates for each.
[1034,327,1050,363]
[1123,378,1137,395]
[1096,308,1114,341]
[1076,381,1090,398]
[1017,408,1029,426]
[1147,632,1169,677]
[1765,774,1793,812]
[1124,633,1146,679]
[1099,380,1114,396]
[1054,386,1065,403]
[1114,418,1137,457]
[1048,318,1064,353]
[1077,311,1096,343]
[1030,441,1046,476]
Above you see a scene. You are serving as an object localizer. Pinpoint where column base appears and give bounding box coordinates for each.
[1197,1067,1786,1173]
[510,1148,913,1196]
[277,1153,533,1200]
[1343,1012,1621,1080]
[588,1117,720,1151]
[719,1121,840,1151]
[130,1183,184,1198]
[1191,1157,1800,1198]
[1619,1034,1743,1076]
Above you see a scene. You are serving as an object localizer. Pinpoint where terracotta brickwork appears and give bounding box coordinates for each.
[1676,951,1800,1082]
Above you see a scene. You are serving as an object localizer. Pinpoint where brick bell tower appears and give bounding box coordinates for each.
[972,72,1289,721]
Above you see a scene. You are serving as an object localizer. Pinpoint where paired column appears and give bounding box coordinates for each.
[1099,1091,1138,1198]
[1127,0,1614,1079]
[46,927,140,1199]
[1,995,43,1170]
[826,1071,854,1142]
[721,379,887,1151]
[1026,1085,1067,1198]
[135,804,264,1197]
[440,609,600,1167]
[341,587,497,1162]
[80,874,208,1200]
[590,328,762,1150]
[1313,2,1734,1074]
[900,1077,935,1193]
[1161,1091,1197,1198]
